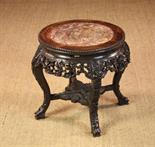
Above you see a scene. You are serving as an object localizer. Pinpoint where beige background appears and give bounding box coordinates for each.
[0,0,155,147]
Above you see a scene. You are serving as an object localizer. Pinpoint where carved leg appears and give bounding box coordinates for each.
[32,58,51,119]
[65,76,77,91]
[89,78,101,137]
[69,77,77,85]
[113,70,129,105]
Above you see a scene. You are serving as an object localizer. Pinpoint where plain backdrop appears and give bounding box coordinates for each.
[0,0,155,147]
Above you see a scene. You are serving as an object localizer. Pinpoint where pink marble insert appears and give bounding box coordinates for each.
[49,22,114,46]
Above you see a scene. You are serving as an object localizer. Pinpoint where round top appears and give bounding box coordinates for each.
[39,20,125,53]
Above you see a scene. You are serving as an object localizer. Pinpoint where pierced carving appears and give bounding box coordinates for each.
[33,42,130,80]
[32,41,130,137]
[51,79,92,106]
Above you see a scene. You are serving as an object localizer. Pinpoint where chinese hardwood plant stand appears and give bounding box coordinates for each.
[31,20,130,137]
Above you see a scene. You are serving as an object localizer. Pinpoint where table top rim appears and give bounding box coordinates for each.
[38,19,125,53]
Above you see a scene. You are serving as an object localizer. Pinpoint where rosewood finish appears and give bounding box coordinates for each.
[31,20,130,137]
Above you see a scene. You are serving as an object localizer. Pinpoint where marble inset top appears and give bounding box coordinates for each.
[48,22,114,46]
[39,20,125,52]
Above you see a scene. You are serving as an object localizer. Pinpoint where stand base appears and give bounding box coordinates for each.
[32,41,130,137]
[34,79,129,121]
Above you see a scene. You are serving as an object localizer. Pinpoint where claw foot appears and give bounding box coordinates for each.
[91,127,101,137]
[34,106,46,120]
[117,97,129,106]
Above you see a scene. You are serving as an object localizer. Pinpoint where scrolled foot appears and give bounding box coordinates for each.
[34,105,46,120]
[91,127,101,137]
[117,97,129,106]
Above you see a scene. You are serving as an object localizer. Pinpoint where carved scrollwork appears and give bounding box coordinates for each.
[32,40,130,137]
[33,42,130,79]
[51,79,92,106]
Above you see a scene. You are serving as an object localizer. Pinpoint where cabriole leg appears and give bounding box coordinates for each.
[89,78,101,137]
[113,70,129,105]
[32,57,51,119]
